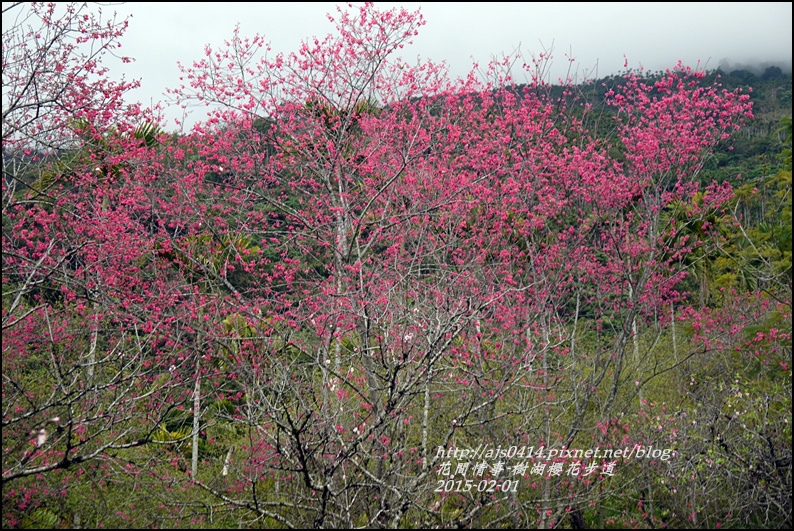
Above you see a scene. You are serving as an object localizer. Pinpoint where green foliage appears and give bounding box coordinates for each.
[156,231,261,293]
[712,115,792,300]
[20,508,59,529]
[152,423,192,444]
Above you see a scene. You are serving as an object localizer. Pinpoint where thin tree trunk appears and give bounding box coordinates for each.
[540,322,551,529]
[629,284,643,404]
[87,304,99,382]
[192,355,201,478]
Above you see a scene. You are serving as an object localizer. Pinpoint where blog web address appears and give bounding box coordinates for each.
[435,443,674,462]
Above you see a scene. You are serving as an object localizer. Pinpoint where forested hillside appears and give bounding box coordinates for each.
[2,3,790,528]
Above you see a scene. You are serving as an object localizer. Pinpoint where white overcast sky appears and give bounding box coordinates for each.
[11,2,793,129]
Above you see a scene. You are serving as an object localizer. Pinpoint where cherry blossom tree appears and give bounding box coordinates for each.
[162,4,754,527]
[2,3,185,524]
